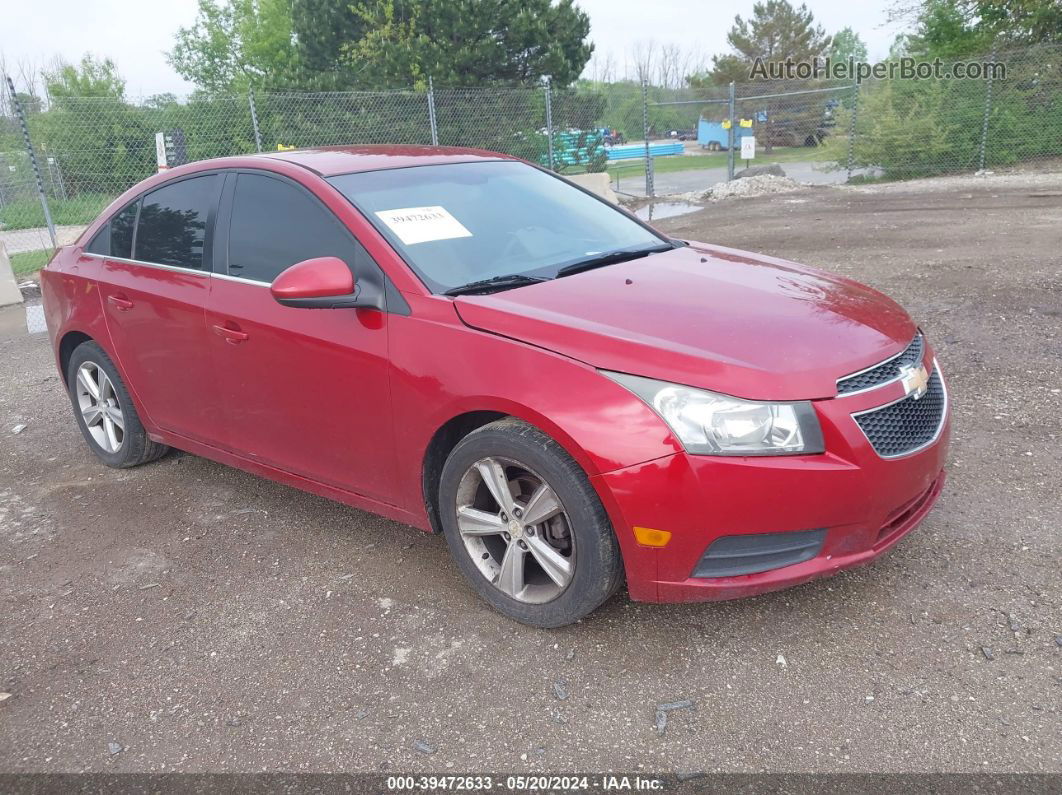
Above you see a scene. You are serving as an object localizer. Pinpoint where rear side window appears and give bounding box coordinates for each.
[227,173,362,283]
[135,175,218,269]
[85,200,138,259]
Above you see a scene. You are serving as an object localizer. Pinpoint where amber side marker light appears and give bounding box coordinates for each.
[633,526,672,547]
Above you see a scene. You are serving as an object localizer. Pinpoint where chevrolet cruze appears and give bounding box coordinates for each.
[40,146,950,627]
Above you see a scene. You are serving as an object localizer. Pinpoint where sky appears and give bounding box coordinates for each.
[1,0,912,96]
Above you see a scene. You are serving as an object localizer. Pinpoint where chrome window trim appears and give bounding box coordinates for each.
[850,359,948,460]
[836,332,924,398]
[81,252,271,287]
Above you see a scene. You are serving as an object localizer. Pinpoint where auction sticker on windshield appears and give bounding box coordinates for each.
[375,206,473,245]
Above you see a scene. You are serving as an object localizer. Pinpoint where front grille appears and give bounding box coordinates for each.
[837,333,924,395]
[853,367,946,457]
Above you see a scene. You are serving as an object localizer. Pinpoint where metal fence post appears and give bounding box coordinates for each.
[427,76,439,146]
[641,79,654,197]
[248,88,263,153]
[544,76,555,172]
[846,82,859,182]
[5,75,56,247]
[726,81,736,181]
[978,50,997,171]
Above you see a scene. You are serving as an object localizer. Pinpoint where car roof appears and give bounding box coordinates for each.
[251,145,516,176]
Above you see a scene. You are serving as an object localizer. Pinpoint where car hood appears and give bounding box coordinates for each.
[452,242,916,401]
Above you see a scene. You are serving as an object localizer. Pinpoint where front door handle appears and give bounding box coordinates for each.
[108,295,134,311]
[212,323,250,344]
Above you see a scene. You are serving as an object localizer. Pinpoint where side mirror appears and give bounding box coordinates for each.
[271,257,368,309]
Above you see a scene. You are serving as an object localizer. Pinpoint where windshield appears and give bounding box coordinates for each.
[328,161,667,294]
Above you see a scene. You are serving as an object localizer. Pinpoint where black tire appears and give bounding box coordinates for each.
[66,341,169,468]
[438,418,624,628]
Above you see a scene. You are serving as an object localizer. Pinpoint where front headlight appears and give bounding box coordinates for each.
[603,371,825,456]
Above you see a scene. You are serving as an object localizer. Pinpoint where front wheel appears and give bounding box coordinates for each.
[439,419,624,627]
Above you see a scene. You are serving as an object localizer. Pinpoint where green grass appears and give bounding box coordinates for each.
[10,249,52,277]
[585,138,849,181]
[0,193,114,231]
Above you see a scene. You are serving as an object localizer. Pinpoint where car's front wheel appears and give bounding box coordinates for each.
[439,418,624,627]
[67,341,169,468]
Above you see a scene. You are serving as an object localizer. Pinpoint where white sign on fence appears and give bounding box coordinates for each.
[740,135,756,160]
[155,132,168,172]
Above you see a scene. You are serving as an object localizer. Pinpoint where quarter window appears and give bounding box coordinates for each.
[85,200,138,259]
[227,173,362,283]
[135,175,218,269]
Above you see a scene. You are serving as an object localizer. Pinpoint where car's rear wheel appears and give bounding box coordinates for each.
[67,341,169,468]
[439,418,623,627]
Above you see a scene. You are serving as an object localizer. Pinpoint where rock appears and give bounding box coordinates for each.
[656,699,694,712]
[655,710,668,736]
[981,646,994,661]
[107,742,123,755]
[1055,635,1062,647]
[654,699,693,736]
[735,163,786,179]
[676,771,707,782]
[776,654,788,668]
[413,739,436,755]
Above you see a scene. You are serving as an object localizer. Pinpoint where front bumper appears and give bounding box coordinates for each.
[592,370,951,603]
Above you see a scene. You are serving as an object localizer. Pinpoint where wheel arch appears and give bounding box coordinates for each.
[419,401,605,536]
[58,330,95,385]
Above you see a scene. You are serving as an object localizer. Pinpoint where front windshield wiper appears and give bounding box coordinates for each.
[443,273,548,296]
[554,243,676,278]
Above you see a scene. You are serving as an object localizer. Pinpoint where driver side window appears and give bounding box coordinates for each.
[227,173,364,283]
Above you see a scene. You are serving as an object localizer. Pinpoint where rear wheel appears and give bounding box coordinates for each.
[439,419,623,627]
[67,341,169,468]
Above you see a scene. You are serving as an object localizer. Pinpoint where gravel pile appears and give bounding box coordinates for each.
[674,174,807,202]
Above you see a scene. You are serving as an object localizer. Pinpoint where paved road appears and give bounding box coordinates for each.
[1,174,1060,774]
[0,225,85,256]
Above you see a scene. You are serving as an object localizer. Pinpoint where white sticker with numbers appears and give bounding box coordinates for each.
[374,206,473,245]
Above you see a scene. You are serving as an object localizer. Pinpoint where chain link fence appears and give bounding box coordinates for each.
[2,43,1060,275]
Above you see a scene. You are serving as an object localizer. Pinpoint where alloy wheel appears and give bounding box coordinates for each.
[75,361,125,453]
[454,456,575,604]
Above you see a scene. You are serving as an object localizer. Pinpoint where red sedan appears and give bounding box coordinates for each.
[40,146,949,627]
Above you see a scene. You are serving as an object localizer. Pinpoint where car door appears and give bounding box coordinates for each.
[204,170,398,503]
[92,173,225,443]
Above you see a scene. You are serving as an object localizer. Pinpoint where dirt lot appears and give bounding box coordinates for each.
[1,172,1060,775]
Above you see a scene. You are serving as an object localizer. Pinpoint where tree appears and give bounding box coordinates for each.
[709,0,832,84]
[170,0,594,92]
[45,55,125,102]
[290,0,366,89]
[344,0,594,88]
[829,27,868,62]
[34,57,155,196]
[903,0,1062,57]
[169,0,298,92]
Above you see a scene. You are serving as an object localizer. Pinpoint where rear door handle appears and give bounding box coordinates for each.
[108,295,134,311]
[212,323,250,344]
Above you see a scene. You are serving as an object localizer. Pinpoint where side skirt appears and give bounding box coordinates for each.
[149,430,430,532]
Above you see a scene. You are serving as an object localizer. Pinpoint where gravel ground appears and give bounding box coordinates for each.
[1,172,1060,775]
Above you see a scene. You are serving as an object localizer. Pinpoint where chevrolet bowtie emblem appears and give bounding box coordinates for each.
[900,364,930,400]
